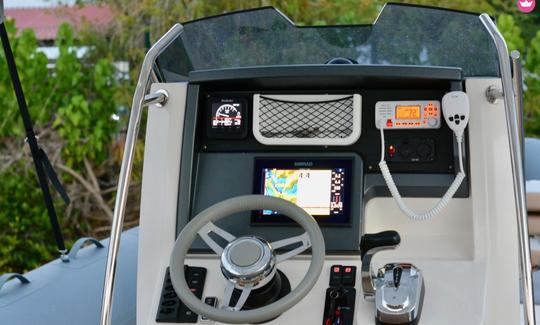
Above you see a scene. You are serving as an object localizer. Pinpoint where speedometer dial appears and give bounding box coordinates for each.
[213,104,242,127]
[207,97,248,139]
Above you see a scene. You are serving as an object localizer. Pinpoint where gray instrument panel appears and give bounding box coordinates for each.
[188,152,363,252]
[174,67,468,255]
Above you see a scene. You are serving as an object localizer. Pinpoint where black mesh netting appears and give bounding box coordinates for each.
[257,96,355,139]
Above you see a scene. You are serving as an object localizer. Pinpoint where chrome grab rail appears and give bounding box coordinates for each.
[99,23,183,325]
[480,14,535,325]
[511,50,525,157]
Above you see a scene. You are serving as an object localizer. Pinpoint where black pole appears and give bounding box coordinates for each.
[0,14,67,255]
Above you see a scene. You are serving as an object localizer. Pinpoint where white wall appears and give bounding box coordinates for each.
[4,0,76,8]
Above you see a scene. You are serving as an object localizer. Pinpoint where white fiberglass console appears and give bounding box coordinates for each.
[135,75,523,325]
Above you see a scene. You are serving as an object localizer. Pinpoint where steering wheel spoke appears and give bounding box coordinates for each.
[222,282,253,311]
[198,222,236,256]
[271,232,311,263]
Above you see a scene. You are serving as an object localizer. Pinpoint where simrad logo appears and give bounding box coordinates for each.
[517,0,536,13]
[294,161,314,167]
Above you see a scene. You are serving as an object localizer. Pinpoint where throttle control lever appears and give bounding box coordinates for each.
[360,231,401,299]
[361,231,425,325]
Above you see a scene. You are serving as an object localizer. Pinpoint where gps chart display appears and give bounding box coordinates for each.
[262,169,344,216]
[253,158,352,225]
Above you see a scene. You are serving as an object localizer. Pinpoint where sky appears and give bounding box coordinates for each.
[4,0,76,8]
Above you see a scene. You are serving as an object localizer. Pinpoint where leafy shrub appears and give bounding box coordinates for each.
[0,21,125,273]
[0,162,59,272]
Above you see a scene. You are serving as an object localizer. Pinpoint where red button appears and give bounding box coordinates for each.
[388,145,396,157]
[386,119,393,127]
[345,267,352,273]
[333,266,341,273]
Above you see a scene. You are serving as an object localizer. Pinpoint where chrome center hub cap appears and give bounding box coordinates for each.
[221,236,276,286]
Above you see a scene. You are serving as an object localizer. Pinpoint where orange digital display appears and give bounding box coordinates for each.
[395,105,421,120]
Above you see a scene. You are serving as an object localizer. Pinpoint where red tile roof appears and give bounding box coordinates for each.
[4,5,114,41]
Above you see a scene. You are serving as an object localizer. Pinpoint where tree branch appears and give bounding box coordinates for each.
[55,163,114,219]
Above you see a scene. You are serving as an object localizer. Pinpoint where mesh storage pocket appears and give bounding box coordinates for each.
[253,94,361,146]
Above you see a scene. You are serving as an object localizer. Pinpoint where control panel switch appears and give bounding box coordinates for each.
[329,265,342,287]
[156,266,207,323]
[341,266,356,286]
[200,297,218,323]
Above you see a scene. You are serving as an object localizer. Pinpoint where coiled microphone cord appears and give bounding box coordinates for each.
[378,121,465,221]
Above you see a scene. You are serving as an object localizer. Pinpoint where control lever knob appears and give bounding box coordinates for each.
[360,231,401,299]
[360,231,401,258]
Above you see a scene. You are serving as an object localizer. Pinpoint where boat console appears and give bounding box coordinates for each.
[101,4,534,325]
[140,62,472,324]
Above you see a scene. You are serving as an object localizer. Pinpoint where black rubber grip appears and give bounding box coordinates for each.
[360,231,401,258]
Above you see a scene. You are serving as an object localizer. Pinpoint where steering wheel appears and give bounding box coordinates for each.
[169,195,325,324]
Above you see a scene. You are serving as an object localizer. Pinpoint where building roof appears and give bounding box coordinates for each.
[4,5,114,41]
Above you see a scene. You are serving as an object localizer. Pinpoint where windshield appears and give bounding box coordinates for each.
[156,4,498,80]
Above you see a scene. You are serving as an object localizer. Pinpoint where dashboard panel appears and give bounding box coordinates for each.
[174,66,469,254]
[195,89,457,174]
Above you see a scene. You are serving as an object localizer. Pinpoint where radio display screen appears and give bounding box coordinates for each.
[395,105,421,120]
[252,158,352,225]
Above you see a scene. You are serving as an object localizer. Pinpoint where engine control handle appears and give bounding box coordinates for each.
[360,231,401,299]
[360,231,400,258]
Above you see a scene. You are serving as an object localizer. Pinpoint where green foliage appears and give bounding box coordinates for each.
[0,162,57,272]
[524,30,540,135]
[0,21,121,273]
[0,21,50,137]
[51,24,118,166]
[498,14,526,52]
[495,13,540,136]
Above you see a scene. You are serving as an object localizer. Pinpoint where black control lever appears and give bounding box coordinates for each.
[360,231,401,299]
[360,231,401,259]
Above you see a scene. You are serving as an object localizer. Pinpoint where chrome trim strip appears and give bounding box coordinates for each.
[511,50,525,156]
[480,14,535,325]
[99,23,183,325]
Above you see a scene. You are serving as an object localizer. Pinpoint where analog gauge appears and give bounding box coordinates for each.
[213,104,242,127]
[206,97,248,139]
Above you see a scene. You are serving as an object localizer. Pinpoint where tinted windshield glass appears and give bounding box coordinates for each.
[156,4,498,80]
